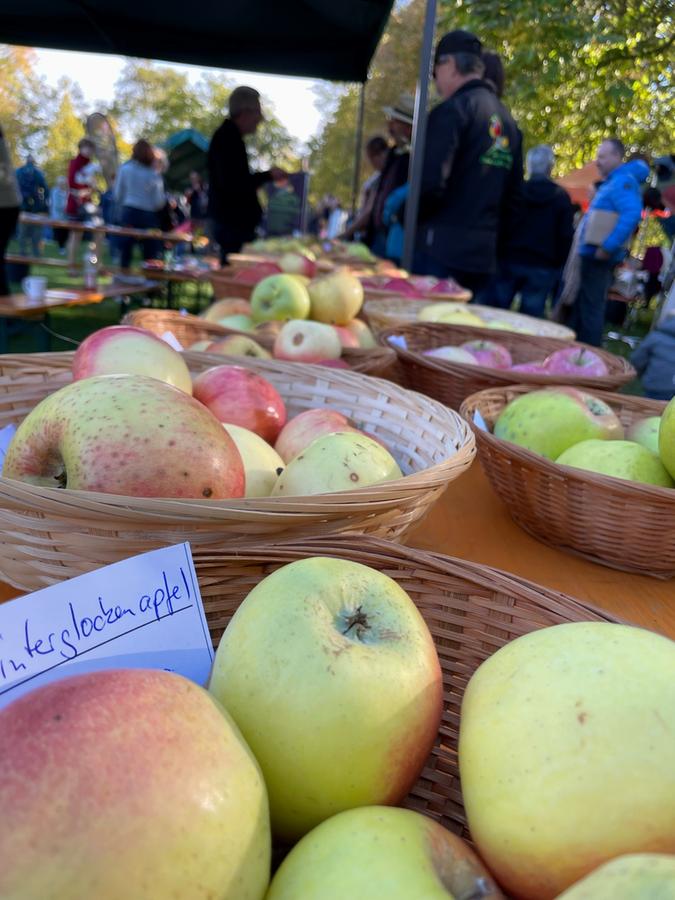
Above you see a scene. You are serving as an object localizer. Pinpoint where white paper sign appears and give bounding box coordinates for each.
[0,424,17,468]
[473,410,489,432]
[387,334,408,350]
[0,543,213,710]
[160,330,185,352]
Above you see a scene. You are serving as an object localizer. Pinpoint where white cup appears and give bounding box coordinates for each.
[21,276,47,301]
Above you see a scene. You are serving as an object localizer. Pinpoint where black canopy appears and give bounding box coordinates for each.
[1,0,394,82]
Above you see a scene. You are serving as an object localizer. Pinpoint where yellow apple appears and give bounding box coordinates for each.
[223,423,284,497]
[344,318,378,348]
[209,558,443,842]
[201,298,252,321]
[459,623,675,900]
[308,269,364,324]
[206,335,271,359]
[556,853,675,899]
[418,303,484,327]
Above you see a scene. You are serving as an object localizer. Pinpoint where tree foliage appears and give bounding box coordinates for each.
[41,80,88,185]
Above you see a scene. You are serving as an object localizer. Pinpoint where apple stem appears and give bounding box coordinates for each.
[55,469,67,489]
[342,606,371,640]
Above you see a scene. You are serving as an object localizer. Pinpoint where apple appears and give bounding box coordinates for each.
[250,274,311,323]
[209,557,443,841]
[72,325,193,395]
[253,320,283,340]
[279,251,317,278]
[418,303,484,326]
[510,361,549,374]
[232,262,282,284]
[2,374,245,499]
[273,320,342,363]
[308,270,364,324]
[272,431,401,496]
[223,424,285,497]
[459,622,675,899]
[555,439,674,487]
[201,298,252,322]
[275,408,357,463]
[189,339,213,352]
[658,396,675,479]
[333,325,360,348]
[344,318,377,348]
[0,669,270,900]
[407,275,438,293]
[345,241,376,262]
[460,340,513,369]
[626,416,661,455]
[206,335,271,359]
[266,806,503,900]
[493,388,624,460]
[217,314,255,332]
[381,277,423,298]
[192,364,287,443]
[544,347,609,377]
[556,854,675,899]
[430,278,467,296]
[423,346,478,365]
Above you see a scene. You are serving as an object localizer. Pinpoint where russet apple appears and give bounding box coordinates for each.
[192,364,287,443]
[0,669,271,900]
[273,320,342,363]
[459,622,675,899]
[556,439,674,487]
[208,557,443,841]
[275,408,355,463]
[201,298,252,322]
[206,335,271,359]
[250,274,311,323]
[72,325,192,394]
[308,270,364,324]
[223,423,285,497]
[460,340,512,369]
[658,396,675,479]
[556,853,675,899]
[626,415,661,455]
[2,374,245,499]
[493,388,624,460]
[266,806,503,899]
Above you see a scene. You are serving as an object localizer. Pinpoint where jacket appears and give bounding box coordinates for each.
[0,133,21,209]
[66,154,95,216]
[207,118,271,237]
[15,162,48,212]
[630,316,675,400]
[113,160,165,212]
[416,80,523,274]
[383,183,408,262]
[370,146,409,233]
[501,176,575,269]
[579,160,649,262]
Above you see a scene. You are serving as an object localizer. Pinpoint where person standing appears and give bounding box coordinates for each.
[49,175,69,253]
[569,139,649,346]
[65,137,100,274]
[368,94,413,255]
[15,154,48,256]
[0,126,22,295]
[113,140,166,269]
[186,171,209,232]
[414,30,523,301]
[340,135,389,242]
[207,86,284,265]
[492,145,575,317]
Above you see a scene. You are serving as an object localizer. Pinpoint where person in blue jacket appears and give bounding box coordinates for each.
[630,314,675,401]
[569,139,649,346]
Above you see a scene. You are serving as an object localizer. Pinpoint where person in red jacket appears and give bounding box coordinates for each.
[65,137,100,273]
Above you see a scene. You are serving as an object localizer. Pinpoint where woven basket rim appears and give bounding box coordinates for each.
[364,286,473,303]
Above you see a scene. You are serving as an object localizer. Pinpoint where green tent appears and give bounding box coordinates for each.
[162,130,209,192]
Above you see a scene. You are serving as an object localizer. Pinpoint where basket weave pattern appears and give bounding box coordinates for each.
[460,385,673,577]
[380,322,635,409]
[0,353,474,590]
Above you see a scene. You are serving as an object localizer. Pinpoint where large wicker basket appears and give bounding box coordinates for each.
[460,385,673,577]
[184,535,621,837]
[363,286,472,303]
[380,322,636,409]
[123,309,398,380]
[364,296,576,340]
[0,352,475,590]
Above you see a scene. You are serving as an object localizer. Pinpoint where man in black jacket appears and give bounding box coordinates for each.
[492,145,575,317]
[207,86,284,265]
[414,30,523,301]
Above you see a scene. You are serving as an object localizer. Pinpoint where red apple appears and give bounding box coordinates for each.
[333,325,360,348]
[193,365,287,443]
[274,320,342,363]
[275,408,354,462]
[382,278,423,298]
[279,252,317,278]
[344,319,377,348]
[460,340,513,369]
[430,278,466,295]
[233,262,282,284]
[544,347,609,377]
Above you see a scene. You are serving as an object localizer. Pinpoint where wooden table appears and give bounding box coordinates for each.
[18,213,195,245]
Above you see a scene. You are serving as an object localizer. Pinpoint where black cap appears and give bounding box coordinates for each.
[434,29,482,64]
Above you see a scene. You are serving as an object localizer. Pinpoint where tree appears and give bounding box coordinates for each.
[41,80,88,185]
[111,60,196,144]
[0,46,49,163]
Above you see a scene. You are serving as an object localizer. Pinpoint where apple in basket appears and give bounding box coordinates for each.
[556,854,675,900]
[193,365,287,443]
[333,325,360,348]
[459,622,675,899]
[265,806,503,900]
[626,415,661,455]
[72,325,193,394]
[217,314,255,331]
[544,347,609,377]
[206,335,271,359]
[493,387,624,460]
[273,320,342,363]
[555,439,674,487]
[308,270,364,324]
[430,278,465,296]
[279,251,317,278]
[424,346,478,365]
[274,408,382,463]
[223,424,285,497]
[344,318,377,348]
[460,340,512,369]
[0,670,270,900]
[658,395,675,480]
[232,262,282,284]
[2,374,245,499]
[209,557,443,841]
[381,277,423,298]
[201,298,252,322]
[250,274,311,323]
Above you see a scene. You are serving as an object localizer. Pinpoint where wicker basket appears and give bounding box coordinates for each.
[364,297,577,340]
[0,352,475,590]
[186,535,621,836]
[207,271,257,301]
[363,286,472,304]
[122,309,399,380]
[460,385,673,577]
[380,322,636,409]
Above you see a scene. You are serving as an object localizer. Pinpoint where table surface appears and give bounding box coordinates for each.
[0,282,158,316]
[18,213,195,244]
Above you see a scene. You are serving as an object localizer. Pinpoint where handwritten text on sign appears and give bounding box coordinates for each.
[0,543,214,709]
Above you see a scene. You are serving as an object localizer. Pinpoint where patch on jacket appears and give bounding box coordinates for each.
[480,114,514,170]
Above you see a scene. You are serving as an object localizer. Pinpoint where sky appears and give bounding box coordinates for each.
[32,48,326,147]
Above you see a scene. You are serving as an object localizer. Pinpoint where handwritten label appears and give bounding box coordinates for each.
[0,543,213,709]
[0,424,17,468]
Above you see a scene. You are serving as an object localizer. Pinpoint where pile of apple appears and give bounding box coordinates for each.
[418,302,544,335]
[361,273,470,299]
[492,386,675,488]
[1,325,403,500]
[425,340,611,377]
[1,551,673,899]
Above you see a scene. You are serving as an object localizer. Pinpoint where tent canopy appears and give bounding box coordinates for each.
[1,0,395,82]
[163,129,209,191]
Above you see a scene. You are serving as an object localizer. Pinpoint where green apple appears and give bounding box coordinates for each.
[272,431,402,496]
[209,557,443,842]
[206,335,271,359]
[556,853,675,899]
[626,416,661,455]
[218,314,255,332]
[266,806,503,899]
[493,388,624,460]
[556,439,674,487]
[250,274,311,323]
[223,423,284,497]
[0,669,270,900]
[658,397,675,479]
[459,622,675,900]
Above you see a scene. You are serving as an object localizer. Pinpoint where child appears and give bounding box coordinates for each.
[631,312,675,401]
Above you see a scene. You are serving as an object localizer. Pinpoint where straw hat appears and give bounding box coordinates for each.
[383,92,415,125]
